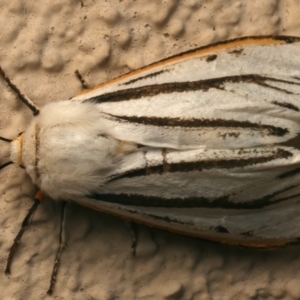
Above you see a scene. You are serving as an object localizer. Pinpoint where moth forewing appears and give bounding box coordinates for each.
[73,37,300,150]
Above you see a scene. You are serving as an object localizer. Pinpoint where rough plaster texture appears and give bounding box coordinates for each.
[1,0,300,299]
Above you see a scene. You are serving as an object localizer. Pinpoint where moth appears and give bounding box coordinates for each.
[1,35,300,294]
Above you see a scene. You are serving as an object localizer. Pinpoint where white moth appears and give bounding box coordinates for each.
[2,35,300,292]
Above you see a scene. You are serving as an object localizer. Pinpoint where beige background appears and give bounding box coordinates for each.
[1,0,300,299]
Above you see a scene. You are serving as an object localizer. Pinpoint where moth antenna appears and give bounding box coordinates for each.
[75,69,88,90]
[5,199,40,274]
[47,201,67,295]
[0,136,12,143]
[1,137,13,170]
[0,161,13,170]
[0,66,40,116]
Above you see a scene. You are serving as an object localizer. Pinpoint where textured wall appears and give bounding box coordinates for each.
[1,0,300,299]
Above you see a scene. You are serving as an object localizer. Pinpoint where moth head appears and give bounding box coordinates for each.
[9,118,40,186]
[1,117,40,188]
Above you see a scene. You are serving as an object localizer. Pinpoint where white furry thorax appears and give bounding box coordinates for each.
[10,100,138,200]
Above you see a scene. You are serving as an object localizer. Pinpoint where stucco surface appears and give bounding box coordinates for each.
[1,1,300,299]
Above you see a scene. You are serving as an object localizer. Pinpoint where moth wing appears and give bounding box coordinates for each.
[73,36,300,150]
[74,145,300,246]
[69,37,300,246]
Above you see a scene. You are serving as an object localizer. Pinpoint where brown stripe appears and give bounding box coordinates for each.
[110,114,288,137]
[88,184,299,209]
[272,101,299,111]
[86,74,300,104]
[122,70,167,86]
[107,148,292,182]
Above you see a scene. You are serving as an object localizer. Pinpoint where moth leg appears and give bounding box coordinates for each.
[0,161,13,170]
[0,136,12,143]
[5,191,43,274]
[0,66,39,116]
[124,220,138,256]
[47,201,67,295]
[79,0,85,8]
[75,69,88,90]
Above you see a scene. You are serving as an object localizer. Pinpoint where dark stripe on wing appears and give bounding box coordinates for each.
[86,74,300,104]
[107,148,292,182]
[272,101,300,112]
[88,184,300,209]
[108,114,288,137]
[122,70,168,86]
